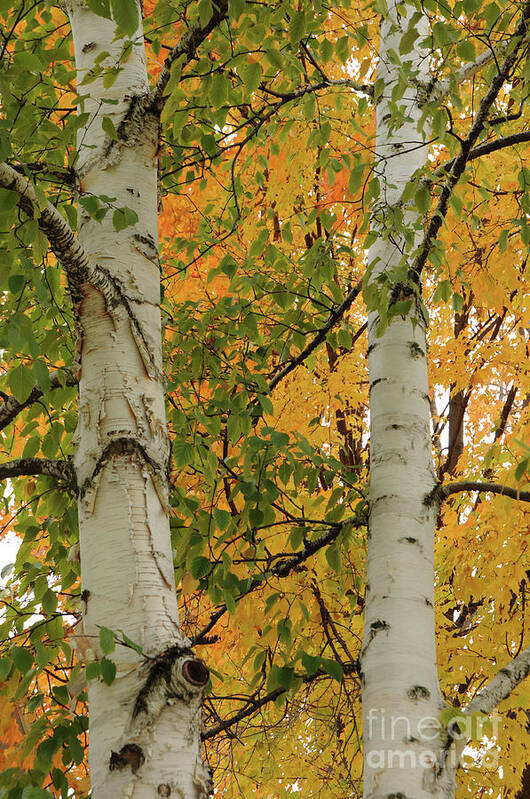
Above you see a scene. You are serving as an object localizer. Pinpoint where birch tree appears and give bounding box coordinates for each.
[0,1,529,798]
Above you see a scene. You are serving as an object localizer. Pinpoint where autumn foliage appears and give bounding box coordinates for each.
[0,0,528,797]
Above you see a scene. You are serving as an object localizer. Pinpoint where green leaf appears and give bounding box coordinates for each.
[103,67,121,89]
[320,658,343,682]
[218,255,238,278]
[498,229,509,253]
[432,279,451,303]
[113,206,138,232]
[0,188,19,212]
[201,133,217,156]
[110,0,138,36]
[42,588,57,614]
[11,646,33,674]
[172,440,194,467]
[348,166,364,195]
[1,562,13,579]
[391,300,412,317]
[301,652,321,676]
[99,626,116,654]
[32,359,51,394]
[191,556,211,579]
[8,273,26,293]
[245,60,262,94]
[325,544,341,572]
[224,590,236,614]
[102,116,119,141]
[452,293,464,312]
[400,27,419,54]
[36,737,59,769]
[276,665,294,689]
[198,0,212,25]
[86,0,111,18]
[336,37,349,64]
[415,184,430,214]
[515,458,529,482]
[86,661,101,681]
[101,656,117,685]
[23,789,53,799]
[8,363,35,403]
[456,39,475,61]
[289,12,305,44]
[320,38,333,62]
[119,630,143,654]
[0,657,12,680]
[229,0,245,18]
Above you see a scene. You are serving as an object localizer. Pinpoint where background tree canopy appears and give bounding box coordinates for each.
[0,0,528,797]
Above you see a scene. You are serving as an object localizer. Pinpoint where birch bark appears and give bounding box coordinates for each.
[362,4,444,797]
[67,4,210,797]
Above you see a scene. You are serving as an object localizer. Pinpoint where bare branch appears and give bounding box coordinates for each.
[191,507,368,645]
[0,458,77,491]
[433,131,530,180]
[494,384,518,441]
[202,660,358,741]
[148,0,229,112]
[269,280,364,392]
[432,481,530,504]
[411,3,530,281]
[0,368,77,431]
[300,40,373,97]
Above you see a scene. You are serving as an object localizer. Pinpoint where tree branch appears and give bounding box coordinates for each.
[434,40,510,100]
[433,131,530,180]
[431,481,530,504]
[0,458,77,491]
[466,646,530,716]
[300,40,373,97]
[0,163,160,373]
[148,0,229,113]
[437,647,530,789]
[0,162,90,303]
[268,280,364,392]
[0,368,77,431]
[202,660,358,741]
[191,507,368,645]
[411,3,530,281]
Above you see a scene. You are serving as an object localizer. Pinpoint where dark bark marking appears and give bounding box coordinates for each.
[133,644,198,718]
[79,436,167,498]
[398,536,419,545]
[109,743,145,773]
[408,341,424,358]
[369,377,390,392]
[371,620,389,631]
[407,685,430,700]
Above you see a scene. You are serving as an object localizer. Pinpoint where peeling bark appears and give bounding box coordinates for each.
[67,3,209,796]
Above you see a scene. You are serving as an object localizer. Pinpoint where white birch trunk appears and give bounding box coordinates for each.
[66,4,211,797]
[362,5,446,797]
